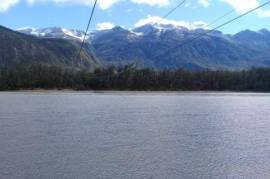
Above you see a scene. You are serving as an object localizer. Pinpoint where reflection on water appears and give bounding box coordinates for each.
[1,92,270,178]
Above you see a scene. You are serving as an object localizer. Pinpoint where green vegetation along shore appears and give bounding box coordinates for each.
[1,65,270,92]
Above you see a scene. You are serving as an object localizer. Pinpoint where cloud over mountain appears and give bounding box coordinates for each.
[0,0,19,12]
[96,22,115,30]
[134,15,208,29]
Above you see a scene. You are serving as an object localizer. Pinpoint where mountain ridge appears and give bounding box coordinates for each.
[16,24,270,70]
[0,26,99,69]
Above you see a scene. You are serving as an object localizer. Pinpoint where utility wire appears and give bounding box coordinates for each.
[76,0,98,65]
[163,0,186,18]
[163,0,233,28]
[207,9,234,27]
[154,0,270,59]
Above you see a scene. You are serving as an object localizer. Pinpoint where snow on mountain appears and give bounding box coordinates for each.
[17,27,87,41]
[15,24,270,70]
[17,23,202,42]
[133,23,190,36]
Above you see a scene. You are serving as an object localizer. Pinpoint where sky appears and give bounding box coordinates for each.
[1,0,270,34]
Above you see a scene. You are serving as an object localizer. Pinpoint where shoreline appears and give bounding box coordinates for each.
[1,89,270,95]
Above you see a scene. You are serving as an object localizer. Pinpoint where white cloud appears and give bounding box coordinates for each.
[198,0,210,7]
[134,15,208,29]
[135,15,189,28]
[131,0,170,7]
[26,0,90,6]
[24,0,170,10]
[0,0,171,12]
[96,22,115,30]
[220,0,259,13]
[98,0,121,10]
[2,0,270,20]
[220,0,270,18]
[0,0,20,12]
[26,0,119,9]
[192,21,209,29]
[257,9,270,17]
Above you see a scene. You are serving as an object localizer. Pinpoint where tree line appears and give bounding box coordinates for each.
[1,65,270,91]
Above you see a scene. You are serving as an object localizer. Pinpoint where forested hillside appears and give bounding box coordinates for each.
[1,65,270,91]
[0,26,99,69]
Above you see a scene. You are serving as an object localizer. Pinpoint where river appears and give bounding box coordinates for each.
[1,92,270,178]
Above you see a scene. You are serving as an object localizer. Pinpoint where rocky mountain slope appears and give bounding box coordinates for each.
[91,24,270,70]
[17,24,270,70]
[1,26,99,69]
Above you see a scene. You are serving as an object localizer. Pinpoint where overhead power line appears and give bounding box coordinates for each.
[162,0,233,28]
[207,9,235,27]
[154,0,270,59]
[76,0,98,64]
[163,0,186,18]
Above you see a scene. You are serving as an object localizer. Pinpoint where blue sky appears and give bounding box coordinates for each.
[1,0,270,34]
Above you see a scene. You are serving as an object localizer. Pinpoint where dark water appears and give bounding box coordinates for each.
[1,92,270,179]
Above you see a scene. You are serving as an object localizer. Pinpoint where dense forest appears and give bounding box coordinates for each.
[1,65,270,91]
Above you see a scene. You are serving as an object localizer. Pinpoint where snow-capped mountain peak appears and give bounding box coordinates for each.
[17,27,87,41]
[148,22,188,30]
[132,23,189,36]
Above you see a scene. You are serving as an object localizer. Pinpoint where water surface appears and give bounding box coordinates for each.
[1,92,270,178]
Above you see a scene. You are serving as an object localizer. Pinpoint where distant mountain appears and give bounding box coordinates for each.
[234,29,270,49]
[90,24,270,70]
[18,24,270,70]
[17,27,87,41]
[0,26,99,69]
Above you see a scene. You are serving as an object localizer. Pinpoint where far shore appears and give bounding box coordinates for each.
[1,89,270,94]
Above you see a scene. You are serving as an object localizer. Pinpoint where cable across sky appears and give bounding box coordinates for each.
[162,0,186,18]
[76,0,98,63]
[207,9,235,28]
[154,0,270,59]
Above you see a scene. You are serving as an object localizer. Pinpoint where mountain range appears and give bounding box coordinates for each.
[17,27,87,41]
[90,24,270,70]
[6,24,270,70]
